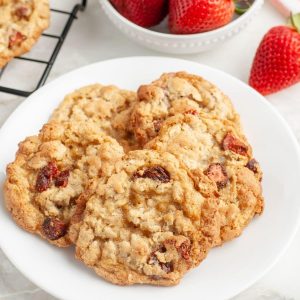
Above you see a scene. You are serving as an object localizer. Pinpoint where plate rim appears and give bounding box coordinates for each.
[1,56,300,300]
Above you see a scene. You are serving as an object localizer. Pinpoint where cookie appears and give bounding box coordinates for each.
[50,84,138,152]
[130,72,240,146]
[145,113,264,244]
[75,150,220,286]
[0,0,50,68]
[4,119,124,247]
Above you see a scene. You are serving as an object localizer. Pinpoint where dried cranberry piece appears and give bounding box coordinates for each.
[185,109,198,115]
[177,240,191,260]
[35,175,51,193]
[42,217,67,240]
[133,166,171,183]
[14,6,30,19]
[46,162,59,177]
[246,159,259,173]
[153,119,163,133]
[158,245,167,253]
[160,262,173,273]
[222,133,248,156]
[55,170,70,188]
[35,162,59,192]
[165,239,191,260]
[204,163,229,189]
[8,30,26,49]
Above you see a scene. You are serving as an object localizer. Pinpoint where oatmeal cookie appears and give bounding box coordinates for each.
[75,150,220,286]
[50,84,138,152]
[146,113,264,244]
[4,120,124,247]
[130,72,240,146]
[0,0,50,68]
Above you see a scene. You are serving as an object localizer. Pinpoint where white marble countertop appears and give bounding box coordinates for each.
[0,0,300,299]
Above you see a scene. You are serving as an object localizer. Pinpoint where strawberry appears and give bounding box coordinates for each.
[249,14,300,95]
[169,0,235,34]
[110,0,168,28]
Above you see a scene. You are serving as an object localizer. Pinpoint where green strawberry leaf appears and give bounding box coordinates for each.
[234,0,254,15]
[291,13,300,34]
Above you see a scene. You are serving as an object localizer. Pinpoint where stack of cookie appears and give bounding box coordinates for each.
[4,72,264,286]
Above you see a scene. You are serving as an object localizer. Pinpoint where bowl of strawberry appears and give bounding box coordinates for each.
[100,0,264,54]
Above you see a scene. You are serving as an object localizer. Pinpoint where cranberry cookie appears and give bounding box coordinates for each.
[4,120,124,247]
[0,0,50,68]
[50,84,138,152]
[130,72,240,146]
[146,113,264,244]
[75,150,220,286]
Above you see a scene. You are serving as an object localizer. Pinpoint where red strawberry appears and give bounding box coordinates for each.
[110,0,168,28]
[169,0,235,34]
[249,15,300,95]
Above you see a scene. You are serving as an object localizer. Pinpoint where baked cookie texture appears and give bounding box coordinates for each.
[130,72,241,146]
[4,120,124,247]
[50,84,138,152]
[75,150,220,286]
[146,113,264,243]
[4,73,264,286]
[0,0,50,68]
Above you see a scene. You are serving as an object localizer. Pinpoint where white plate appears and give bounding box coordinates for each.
[0,57,300,300]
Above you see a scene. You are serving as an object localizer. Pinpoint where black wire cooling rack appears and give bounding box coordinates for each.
[0,0,87,97]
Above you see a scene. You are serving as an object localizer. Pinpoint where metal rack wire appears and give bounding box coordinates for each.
[0,0,87,97]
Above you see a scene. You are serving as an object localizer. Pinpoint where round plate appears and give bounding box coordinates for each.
[0,57,300,300]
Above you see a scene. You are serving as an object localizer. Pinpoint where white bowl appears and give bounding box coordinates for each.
[100,0,264,54]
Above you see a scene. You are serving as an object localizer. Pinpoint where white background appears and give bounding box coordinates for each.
[0,0,299,299]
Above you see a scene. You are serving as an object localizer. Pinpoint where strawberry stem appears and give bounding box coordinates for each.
[234,0,254,15]
[291,13,300,34]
